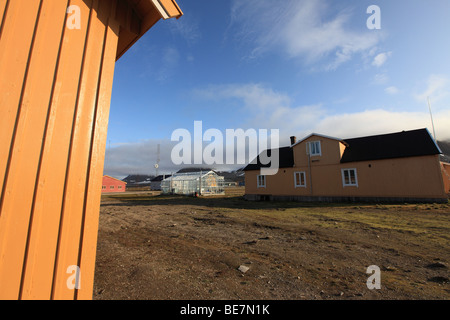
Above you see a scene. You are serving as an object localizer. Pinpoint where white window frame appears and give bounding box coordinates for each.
[307,141,322,156]
[341,168,358,187]
[257,175,266,188]
[294,171,306,188]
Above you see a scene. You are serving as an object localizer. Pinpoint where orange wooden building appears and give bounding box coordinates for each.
[244,129,450,203]
[0,0,182,300]
[102,175,127,193]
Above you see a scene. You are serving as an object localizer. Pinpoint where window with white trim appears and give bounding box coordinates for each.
[307,141,321,156]
[341,168,358,187]
[294,171,306,188]
[257,175,266,188]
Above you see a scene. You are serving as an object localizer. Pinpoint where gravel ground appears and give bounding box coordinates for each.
[93,192,450,300]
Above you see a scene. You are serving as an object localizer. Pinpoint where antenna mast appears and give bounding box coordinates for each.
[427,96,437,141]
[154,144,161,177]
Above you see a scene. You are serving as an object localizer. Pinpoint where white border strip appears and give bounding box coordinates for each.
[151,0,170,19]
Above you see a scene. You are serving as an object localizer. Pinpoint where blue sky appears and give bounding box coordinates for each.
[104,0,450,177]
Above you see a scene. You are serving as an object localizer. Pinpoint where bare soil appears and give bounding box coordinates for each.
[93,189,450,300]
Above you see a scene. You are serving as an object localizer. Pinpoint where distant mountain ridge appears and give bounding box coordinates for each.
[438,140,450,163]
[122,174,154,183]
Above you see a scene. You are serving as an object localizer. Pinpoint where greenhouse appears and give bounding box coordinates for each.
[161,170,225,196]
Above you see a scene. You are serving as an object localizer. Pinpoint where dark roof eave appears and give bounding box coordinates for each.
[340,153,440,164]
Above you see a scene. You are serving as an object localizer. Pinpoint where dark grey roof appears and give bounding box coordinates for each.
[122,174,153,183]
[176,167,214,174]
[216,171,245,182]
[340,128,441,163]
[244,129,442,171]
[151,175,172,182]
[244,147,294,171]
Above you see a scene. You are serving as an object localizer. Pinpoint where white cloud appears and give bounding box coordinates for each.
[229,0,381,70]
[372,51,391,67]
[195,83,450,142]
[103,136,259,177]
[167,15,201,46]
[104,139,174,178]
[414,74,450,105]
[313,109,450,140]
[194,83,325,141]
[156,46,180,82]
[103,138,240,178]
[385,86,399,95]
[372,73,389,85]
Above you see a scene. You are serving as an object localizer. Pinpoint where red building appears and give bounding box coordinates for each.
[102,176,127,193]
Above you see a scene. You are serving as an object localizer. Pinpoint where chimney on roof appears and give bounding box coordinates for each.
[290,136,297,146]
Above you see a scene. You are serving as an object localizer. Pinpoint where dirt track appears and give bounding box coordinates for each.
[93,190,450,300]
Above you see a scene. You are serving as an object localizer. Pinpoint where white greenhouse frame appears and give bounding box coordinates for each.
[161,171,225,196]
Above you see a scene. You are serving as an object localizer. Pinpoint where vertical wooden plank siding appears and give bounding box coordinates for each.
[51,0,118,299]
[0,0,120,300]
[0,0,181,300]
[0,0,8,33]
[4,0,68,300]
[76,3,120,300]
[20,0,90,300]
[0,0,40,200]
[50,0,105,300]
[0,0,45,299]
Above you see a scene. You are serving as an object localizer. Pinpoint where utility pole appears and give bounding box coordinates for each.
[155,144,160,177]
[199,170,202,196]
[427,96,437,141]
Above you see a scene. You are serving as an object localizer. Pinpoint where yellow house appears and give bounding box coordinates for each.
[244,129,449,203]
